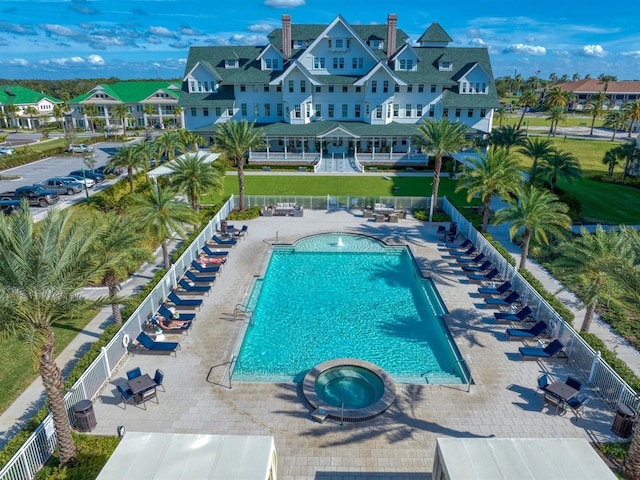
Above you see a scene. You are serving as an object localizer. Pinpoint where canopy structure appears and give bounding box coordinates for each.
[433,438,616,480]
[147,152,220,178]
[96,432,277,480]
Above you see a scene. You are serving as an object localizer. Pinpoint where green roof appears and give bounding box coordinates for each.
[178,86,235,108]
[0,85,61,105]
[418,23,453,44]
[69,81,181,104]
[441,88,500,109]
[194,121,421,137]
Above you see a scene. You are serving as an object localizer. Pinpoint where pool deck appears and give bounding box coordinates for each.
[90,209,619,479]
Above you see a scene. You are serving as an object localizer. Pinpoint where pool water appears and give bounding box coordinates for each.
[315,366,385,409]
[233,234,465,384]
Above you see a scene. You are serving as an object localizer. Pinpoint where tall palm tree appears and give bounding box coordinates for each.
[488,125,526,153]
[0,206,106,464]
[176,129,204,153]
[4,104,18,131]
[108,145,147,193]
[173,106,184,128]
[555,226,633,333]
[603,110,628,141]
[518,137,556,186]
[615,142,640,182]
[169,153,225,210]
[154,130,184,163]
[142,104,156,130]
[624,100,640,138]
[415,119,468,222]
[516,89,540,129]
[602,149,621,178]
[127,187,197,269]
[539,150,582,193]
[133,140,156,170]
[493,186,571,270]
[110,103,130,138]
[24,106,39,132]
[83,103,99,133]
[544,106,567,136]
[455,149,523,233]
[215,120,266,211]
[90,212,153,325]
[585,92,607,135]
[544,86,572,111]
[52,103,70,132]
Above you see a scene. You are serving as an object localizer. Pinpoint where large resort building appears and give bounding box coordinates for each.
[180,14,499,171]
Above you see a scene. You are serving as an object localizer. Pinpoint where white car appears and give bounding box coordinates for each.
[67,144,94,153]
[0,146,16,156]
[62,175,95,188]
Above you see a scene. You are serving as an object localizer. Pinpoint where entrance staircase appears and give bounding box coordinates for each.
[315,155,361,173]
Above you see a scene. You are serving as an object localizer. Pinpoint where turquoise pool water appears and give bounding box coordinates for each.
[233,234,466,384]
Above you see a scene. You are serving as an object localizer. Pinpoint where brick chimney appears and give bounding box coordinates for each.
[282,15,292,59]
[387,14,397,57]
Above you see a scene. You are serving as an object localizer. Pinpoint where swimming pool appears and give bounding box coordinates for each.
[233,233,466,384]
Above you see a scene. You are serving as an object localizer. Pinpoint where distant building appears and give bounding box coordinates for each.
[179,14,499,171]
[0,85,62,130]
[68,81,183,133]
[554,78,640,111]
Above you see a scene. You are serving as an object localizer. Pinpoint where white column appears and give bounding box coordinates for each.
[158,106,164,129]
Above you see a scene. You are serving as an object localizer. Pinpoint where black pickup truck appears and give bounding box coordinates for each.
[0,186,59,207]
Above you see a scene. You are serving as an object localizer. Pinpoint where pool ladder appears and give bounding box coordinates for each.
[234,304,253,325]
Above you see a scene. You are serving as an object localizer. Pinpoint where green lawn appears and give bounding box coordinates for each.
[499,114,605,128]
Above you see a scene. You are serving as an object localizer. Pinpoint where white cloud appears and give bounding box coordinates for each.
[503,43,546,56]
[555,50,571,58]
[9,58,29,67]
[470,38,487,46]
[579,44,607,57]
[87,54,105,66]
[40,24,75,37]
[229,34,265,45]
[621,51,640,58]
[178,26,202,36]
[248,23,275,33]
[148,26,175,37]
[264,0,305,8]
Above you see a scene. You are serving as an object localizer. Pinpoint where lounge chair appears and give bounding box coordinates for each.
[436,225,447,240]
[202,245,229,257]
[484,291,521,308]
[167,291,202,309]
[133,332,180,355]
[159,304,196,321]
[191,260,220,274]
[445,239,472,250]
[478,281,512,297]
[494,305,534,323]
[519,339,565,360]
[457,253,486,264]
[177,278,211,294]
[211,235,237,246]
[506,321,548,341]
[185,270,216,285]
[150,316,192,333]
[462,260,492,272]
[450,246,476,257]
[467,268,500,283]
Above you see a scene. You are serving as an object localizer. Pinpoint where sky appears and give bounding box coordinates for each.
[0,0,638,81]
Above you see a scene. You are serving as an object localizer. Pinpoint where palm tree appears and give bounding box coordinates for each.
[603,110,628,141]
[544,106,567,136]
[4,104,18,131]
[455,149,522,233]
[0,206,106,464]
[176,129,204,153]
[24,106,39,132]
[127,187,197,269]
[90,212,153,325]
[169,153,225,210]
[518,138,556,186]
[154,130,184,163]
[624,100,640,137]
[544,86,571,111]
[142,104,156,130]
[602,149,621,178]
[110,104,130,138]
[516,89,540,129]
[493,186,571,270]
[615,142,640,182]
[494,106,506,127]
[555,226,633,333]
[215,120,266,211]
[173,106,184,128]
[83,103,99,133]
[134,140,156,170]
[52,103,70,131]
[108,145,147,193]
[539,150,582,193]
[488,125,526,153]
[585,92,607,135]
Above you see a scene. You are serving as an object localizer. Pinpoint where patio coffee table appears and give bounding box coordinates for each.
[127,374,156,402]
[546,381,579,403]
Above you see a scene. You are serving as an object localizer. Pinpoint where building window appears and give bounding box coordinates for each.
[277,104,283,117]
[429,105,435,117]
[203,107,209,117]
[197,82,202,92]
[254,104,260,116]
[226,108,233,116]
[407,85,413,93]
[300,80,306,93]
[215,107,221,116]
[240,84,246,92]
[394,84,400,93]
[265,104,271,116]
[462,83,467,94]
[338,57,344,68]
[328,85,334,93]
[190,107,196,116]
[455,109,461,118]
[276,85,282,92]
[225,59,239,68]
[306,103,311,117]
[315,104,321,116]
[417,104,423,116]
[418,84,424,93]
[355,104,361,117]
[475,83,480,93]
[264,84,270,92]
[371,80,377,93]
[376,105,382,119]
[393,104,399,117]
[204,81,209,91]
[399,59,413,70]
[383,80,389,93]
[342,86,348,93]
[443,108,449,117]
[241,104,247,116]
[333,57,338,68]
[431,85,437,93]
[352,57,363,69]
[288,80,294,93]
[342,104,348,117]
[327,39,332,48]
[335,39,343,49]
[355,86,361,93]
[482,83,487,93]
[387,104,391,118]
[315,85,321,93]
[480,109,486,117]
[190,81,195,92]
[328,104,335,118]
[365,104,370,116]
[294,104,301,118]
[405,104,411,117]
[314,57,325,69]
[467,109,473,118]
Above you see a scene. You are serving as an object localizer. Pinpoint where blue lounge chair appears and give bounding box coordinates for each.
[134,332,180,355]
[167,291,202,309]
[506,321,548,341]
[185,270,216,284]
[178,278,211,294]
[211,235,237,246]
[494,305,534,323]
[445,239,472,250]
[462,260,492,272]
[467,268,500,283]
[457,253,486,264]
[478,281,512,297]
[202,245,229,257]
[150,315,192,332]
[191,260,220,274]
[159,304,196,321]
[519,339,565,360]
[484,291,521,308]
[450,246,476,257]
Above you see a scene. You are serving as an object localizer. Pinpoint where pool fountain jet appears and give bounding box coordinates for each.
[337,237,344,247]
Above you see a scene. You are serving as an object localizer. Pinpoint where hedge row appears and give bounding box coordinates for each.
[580,332,640,392]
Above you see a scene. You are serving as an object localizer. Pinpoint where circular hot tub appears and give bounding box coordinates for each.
[302,358,396,422]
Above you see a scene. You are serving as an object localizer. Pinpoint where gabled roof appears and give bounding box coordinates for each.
[555,78,640,94]
[269,61,323,86]
[418,22,453,44]
[183,46,275,84]
[353,61,408,86]
[256,43,286,61]
[0,85,61,106]
[184,61,222,82]
[389,43,419,62]
[452,62,489,82]
[69,81,181,104]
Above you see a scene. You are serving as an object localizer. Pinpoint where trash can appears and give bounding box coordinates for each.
[73,400,97,432]
[220,220,228,234]
[612,403,637,438]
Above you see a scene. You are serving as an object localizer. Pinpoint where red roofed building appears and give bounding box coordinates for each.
[555,78,640,111]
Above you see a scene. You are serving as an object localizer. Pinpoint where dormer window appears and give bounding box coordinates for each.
[264,58,279,70]
[225,59,239,69]
[292,40,307,49]
[439,61,453,71]
[369,39,383,49]
[328,38,349,52]
[398,59,414,71]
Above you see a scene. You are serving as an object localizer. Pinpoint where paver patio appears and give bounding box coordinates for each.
[90,209,619,479]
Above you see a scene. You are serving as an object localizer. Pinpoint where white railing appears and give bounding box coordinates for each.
[442,197,639,411]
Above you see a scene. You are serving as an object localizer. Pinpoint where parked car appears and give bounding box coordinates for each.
[95,164,124,175]
[1,186,59,207]
[68,169,105,183]
[36,178,83,195]
[0,146,16,156]
[64,175,95,188]
[67,144,94,153]
[0,199,21,215]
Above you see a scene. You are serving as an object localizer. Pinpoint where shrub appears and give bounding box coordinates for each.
[227,206,261,221]
[412,208,428,221]
[557,191,581,221]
